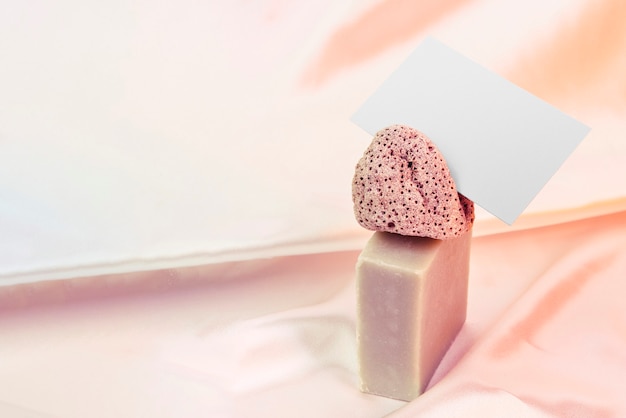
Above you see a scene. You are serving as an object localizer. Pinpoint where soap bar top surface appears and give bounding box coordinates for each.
[352,125,474,239]
[358,232,441,273]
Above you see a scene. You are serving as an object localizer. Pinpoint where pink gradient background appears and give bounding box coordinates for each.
[1,0,626,416]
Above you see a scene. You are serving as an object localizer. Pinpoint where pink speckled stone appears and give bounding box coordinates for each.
[352,125,474,239]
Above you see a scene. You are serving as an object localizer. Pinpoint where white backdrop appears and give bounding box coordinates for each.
[1,0,624,284]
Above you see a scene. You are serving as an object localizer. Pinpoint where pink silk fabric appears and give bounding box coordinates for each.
[394,210,626,417]
[1,0,626,417]
[1,210,625,417]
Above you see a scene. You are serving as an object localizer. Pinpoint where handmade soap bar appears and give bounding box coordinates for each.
[356,230,471,401]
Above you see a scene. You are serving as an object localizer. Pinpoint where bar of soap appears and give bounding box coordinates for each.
[356,230,471,401]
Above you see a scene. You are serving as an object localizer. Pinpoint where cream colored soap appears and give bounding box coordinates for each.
[356,230,471,401]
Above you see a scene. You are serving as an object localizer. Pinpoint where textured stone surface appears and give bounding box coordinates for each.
[352,125,474,239]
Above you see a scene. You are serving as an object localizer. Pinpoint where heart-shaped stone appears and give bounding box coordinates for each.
[352,125,474,239]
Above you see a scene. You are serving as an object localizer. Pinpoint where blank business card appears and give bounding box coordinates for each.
[352,37,590,225]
